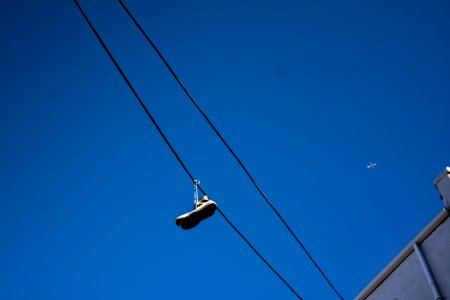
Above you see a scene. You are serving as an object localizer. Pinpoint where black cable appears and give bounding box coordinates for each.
[117,1,344,299]
[216,207,303,300]
[73,1,303,299]
[73,0,194,184]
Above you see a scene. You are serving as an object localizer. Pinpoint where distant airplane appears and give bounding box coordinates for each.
[367,162,377,169]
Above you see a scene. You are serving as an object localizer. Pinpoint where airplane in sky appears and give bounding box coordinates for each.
[367,162,377,169]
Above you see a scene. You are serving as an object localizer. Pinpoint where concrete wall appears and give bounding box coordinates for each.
[356,168,450,300]
[356,212,450,300]
[420,216,450,300]
[365,250,434,300]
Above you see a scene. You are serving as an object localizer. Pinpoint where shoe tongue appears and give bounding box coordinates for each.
[197,199,208,207]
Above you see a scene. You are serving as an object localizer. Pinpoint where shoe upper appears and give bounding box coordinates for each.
[176,195,217,229]
[195,195,211,208]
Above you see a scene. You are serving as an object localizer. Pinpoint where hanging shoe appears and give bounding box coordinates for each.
[175,196,217,230]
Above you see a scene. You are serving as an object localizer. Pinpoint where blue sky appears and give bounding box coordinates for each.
[1,1,449,299]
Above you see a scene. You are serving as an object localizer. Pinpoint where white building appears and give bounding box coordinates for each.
[356,167,450,300]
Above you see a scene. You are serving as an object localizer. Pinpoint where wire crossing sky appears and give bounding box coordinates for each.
[74,0,303,299]
[116,0,343,298]
[0,1,449,299]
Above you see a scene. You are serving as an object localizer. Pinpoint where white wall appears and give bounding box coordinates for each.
[357,214,450,300]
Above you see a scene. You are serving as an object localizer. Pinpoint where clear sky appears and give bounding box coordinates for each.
[1,1,449,299]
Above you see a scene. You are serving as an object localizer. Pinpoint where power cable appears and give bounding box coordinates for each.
[117,1,344,299]
[73,1,303,299]
[216,207,303,300]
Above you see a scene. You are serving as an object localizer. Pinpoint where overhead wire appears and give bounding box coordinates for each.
[116,1,344,299]
[73,1,303,299]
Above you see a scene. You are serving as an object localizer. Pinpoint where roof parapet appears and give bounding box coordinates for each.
[434,166,450,210]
